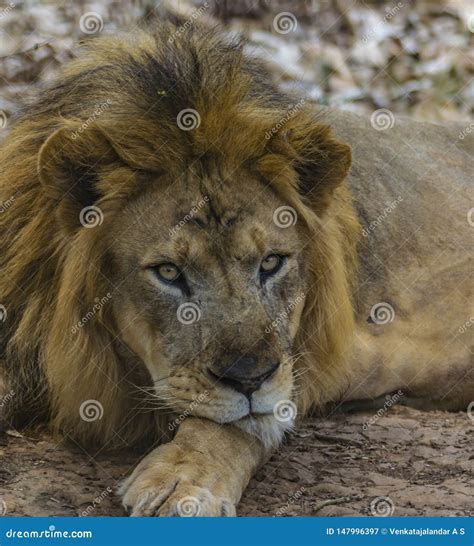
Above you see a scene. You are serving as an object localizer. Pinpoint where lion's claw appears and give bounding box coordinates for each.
[120,458,236,517]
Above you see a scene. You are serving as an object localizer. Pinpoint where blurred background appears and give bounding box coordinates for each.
[0,0,473,128]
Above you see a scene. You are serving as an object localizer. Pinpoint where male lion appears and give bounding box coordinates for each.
[0,23,472,516]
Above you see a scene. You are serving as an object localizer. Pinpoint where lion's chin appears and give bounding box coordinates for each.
[186,402,293,450]
[233,413,294,451]
[186,397,250,424]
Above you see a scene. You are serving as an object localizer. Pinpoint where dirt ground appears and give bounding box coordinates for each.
[0,406,472,517]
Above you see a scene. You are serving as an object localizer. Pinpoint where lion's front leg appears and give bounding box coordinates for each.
[120,417,266,517]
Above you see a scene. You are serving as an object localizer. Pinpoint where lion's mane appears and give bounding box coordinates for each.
[0,23,360,447]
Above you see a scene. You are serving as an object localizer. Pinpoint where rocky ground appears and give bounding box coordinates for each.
[1,406,472,517]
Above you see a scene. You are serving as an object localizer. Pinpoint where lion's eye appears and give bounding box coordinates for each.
[150,262,190,295]
[155,263,180,282]
[259,254,285,279]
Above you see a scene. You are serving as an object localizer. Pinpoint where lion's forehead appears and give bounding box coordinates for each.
[171,219,270,271]
[169,176,277,225]
[126,180,281,242]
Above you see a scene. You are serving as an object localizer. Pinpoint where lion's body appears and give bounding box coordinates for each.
[324,109,473,410]
[0,22,472,516]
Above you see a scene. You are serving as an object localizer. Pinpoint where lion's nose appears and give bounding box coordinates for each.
[209,355,279,398]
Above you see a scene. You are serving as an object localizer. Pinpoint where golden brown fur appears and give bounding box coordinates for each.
[2,23,470,516]
[0,24,358,447]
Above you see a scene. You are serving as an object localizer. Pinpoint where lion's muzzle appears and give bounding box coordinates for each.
[209,354,280,398]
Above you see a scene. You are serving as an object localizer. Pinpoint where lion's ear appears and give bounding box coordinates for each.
[38,125,119,231]
[289,123,352,214]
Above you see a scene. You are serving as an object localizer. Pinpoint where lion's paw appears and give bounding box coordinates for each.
[120,463,236,517]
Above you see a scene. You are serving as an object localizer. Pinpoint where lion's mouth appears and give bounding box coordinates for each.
[165,374,295,427]
[183,394,296,430]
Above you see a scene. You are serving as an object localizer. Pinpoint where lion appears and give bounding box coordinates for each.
[0,22,472,516]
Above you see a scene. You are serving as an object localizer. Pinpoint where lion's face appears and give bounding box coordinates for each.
[110,168,308,428]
